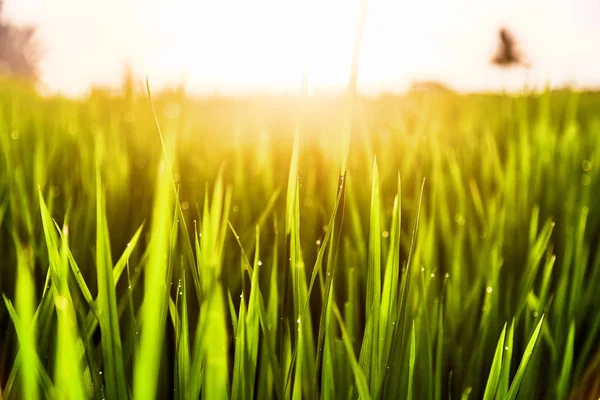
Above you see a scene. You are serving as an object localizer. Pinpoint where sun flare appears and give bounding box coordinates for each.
[135,0,366,93]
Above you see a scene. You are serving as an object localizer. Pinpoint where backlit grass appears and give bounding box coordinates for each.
[1,80,600,399]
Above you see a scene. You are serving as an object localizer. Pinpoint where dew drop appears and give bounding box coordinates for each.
[582,174,591,186]
[454,213,466,226]
[582,159,592,171]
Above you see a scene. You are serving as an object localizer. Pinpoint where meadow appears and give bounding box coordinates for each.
[0,79,599,399]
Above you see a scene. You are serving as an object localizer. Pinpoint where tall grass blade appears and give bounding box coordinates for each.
[333,305,371,400]
[482,323,506,400]
[95,172,127,400]
[505,315,545,400]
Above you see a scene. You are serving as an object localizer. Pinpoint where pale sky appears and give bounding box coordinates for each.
[6,0,600,96]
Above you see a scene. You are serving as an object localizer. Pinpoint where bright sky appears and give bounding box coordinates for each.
[6,0,600,96]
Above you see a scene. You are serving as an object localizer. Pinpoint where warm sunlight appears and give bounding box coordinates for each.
[134,0,363,93]
[133,0,485,94]
[6,0,600,94]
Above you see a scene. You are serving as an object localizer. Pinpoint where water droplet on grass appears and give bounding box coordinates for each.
[582,174,591,185]
[49,186,60,198]
[582,160,592,171]
[454,213,465,225]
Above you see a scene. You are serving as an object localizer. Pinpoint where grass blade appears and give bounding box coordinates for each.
[333,304,371,400]
[505,315,545,400]
[95,172,127,400]
[482,323,506,400]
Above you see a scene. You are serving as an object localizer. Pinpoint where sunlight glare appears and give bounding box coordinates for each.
[135,0,367,93]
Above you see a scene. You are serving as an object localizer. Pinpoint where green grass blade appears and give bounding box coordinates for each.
[132,157,173,399]
[113,223,145,283]
[3,295,39,400]
[556,321,574,399]
[380,174,401,373]
[175,271,190,400]
[333,304,371,400]
[202,285,230,399]
[95,173,127,400]
[483,323,507,400]
[407,320,416,400]
[232,297,247,400]
[360,157,381,397]
[497,319,515,398]
[12,236,39,400]
[38,189,88,399]
[505,315,545,400]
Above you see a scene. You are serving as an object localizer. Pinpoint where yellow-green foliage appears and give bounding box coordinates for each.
[1,82,600,399]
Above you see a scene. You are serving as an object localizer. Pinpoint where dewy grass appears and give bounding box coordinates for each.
[1,78,600,399]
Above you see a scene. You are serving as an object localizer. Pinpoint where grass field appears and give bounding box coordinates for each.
[1,79,599,399]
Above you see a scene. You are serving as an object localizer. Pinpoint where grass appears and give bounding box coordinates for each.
[0,78,599,399]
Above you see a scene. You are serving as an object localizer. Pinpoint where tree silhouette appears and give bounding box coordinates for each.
[0,1,38,79]
[491,28,529,69]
